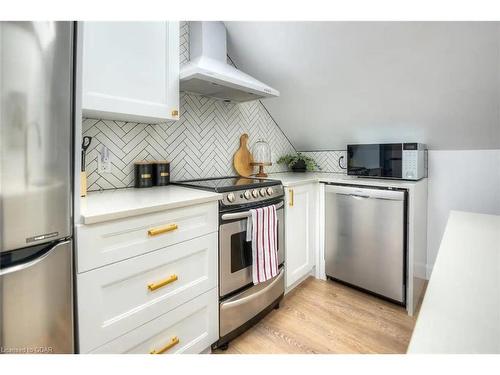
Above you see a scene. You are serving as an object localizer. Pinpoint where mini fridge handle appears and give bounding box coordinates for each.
[0,240,70,276]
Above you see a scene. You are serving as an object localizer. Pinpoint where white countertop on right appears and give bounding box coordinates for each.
[407,211,500,353]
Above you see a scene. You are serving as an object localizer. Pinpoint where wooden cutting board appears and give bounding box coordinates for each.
[233,134,254,177]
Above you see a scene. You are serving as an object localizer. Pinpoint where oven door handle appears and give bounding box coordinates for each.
[222,268,284,309]
[221,201,284,221]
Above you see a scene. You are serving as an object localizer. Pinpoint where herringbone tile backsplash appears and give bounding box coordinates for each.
[83,22,345,191]
[300,151,347,173]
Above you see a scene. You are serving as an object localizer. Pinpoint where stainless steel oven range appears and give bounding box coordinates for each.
[174,177,285,350]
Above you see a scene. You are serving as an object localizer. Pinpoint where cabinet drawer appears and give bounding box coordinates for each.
[78,232,217,353]
[90,288,218,354]
[77,202,217,272]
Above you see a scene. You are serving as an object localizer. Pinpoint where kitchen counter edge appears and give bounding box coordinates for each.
[80,185,222,225]
[269,172,425,189]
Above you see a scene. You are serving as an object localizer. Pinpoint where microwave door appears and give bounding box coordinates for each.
[381,144,403,178]
[348,144,403,178]
[0,22,73,252]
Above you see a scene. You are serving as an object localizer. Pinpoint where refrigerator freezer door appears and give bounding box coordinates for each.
[0,22,73,252]
[325,184,406,303]
[0,240,74,353]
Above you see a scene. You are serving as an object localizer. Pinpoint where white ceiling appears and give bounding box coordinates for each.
[224,22,500,150]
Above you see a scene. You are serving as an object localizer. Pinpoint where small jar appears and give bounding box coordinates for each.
[153,161,170,186]
[134,161,153,188]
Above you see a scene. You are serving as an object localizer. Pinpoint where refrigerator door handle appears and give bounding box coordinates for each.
[0,240,70,276]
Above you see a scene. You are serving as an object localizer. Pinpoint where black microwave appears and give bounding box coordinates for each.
[347,143,427,180]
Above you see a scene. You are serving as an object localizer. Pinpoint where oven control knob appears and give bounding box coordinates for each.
[266,187,274,196]
[259,188,266,197]
[243,190,251,200]
[252,189,259,198]
[227,192,236,203]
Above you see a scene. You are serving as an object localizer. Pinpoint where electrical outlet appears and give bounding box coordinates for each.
[98,145,113,174]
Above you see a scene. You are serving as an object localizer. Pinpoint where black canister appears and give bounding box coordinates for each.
[153,161,170,186]
[134,161,153,188]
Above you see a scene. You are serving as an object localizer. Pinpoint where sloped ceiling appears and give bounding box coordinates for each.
[224,22,500,150]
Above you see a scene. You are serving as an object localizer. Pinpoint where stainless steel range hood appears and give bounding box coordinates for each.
[180,21,279,103]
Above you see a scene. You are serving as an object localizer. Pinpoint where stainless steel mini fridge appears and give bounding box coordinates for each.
[0,21,74,354]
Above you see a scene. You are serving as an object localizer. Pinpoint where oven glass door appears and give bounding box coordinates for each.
[348,144,403,178]
[219,207,284,298]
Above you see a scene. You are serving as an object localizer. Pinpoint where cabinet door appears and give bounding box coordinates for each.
[82,21,179,123]
[285,183,316,288]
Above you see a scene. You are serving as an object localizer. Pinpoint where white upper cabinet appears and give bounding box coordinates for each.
[81,22,179,123]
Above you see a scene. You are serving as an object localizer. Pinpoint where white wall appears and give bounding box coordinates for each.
[225,22,500,151]
[426,150,500,276]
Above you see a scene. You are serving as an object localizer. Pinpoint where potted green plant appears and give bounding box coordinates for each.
[277,152,321,172]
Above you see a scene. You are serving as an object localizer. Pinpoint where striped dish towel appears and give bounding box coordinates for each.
[246,205,279,284]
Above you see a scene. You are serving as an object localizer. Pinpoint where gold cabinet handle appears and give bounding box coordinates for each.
[289,189,294,207]
[148,274,178,292]
[150,336,179,354]
[148,223,178,236]
[171,109,179,117]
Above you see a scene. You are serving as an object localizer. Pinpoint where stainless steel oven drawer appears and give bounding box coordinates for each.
[219,268,284,337]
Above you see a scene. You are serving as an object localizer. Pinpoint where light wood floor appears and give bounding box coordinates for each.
[214,277,417,354]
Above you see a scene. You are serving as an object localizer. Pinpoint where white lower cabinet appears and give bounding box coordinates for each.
[77,232,217,352]
[284,183,317,289]
[77,200,220,354]
[77,232,217,353]
[90,288,218,354]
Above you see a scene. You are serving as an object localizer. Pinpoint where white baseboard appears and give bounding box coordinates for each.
[285,268,316,295]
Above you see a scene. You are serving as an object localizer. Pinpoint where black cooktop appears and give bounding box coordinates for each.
[173,176,282,193]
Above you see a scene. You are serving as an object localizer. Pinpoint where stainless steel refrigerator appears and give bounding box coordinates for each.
[0,21,74,354]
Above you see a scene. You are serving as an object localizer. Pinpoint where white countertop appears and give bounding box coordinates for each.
[80,173,421,224]
[408,211,500,353]
[269,172,423,189]
[80,185,222,224]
